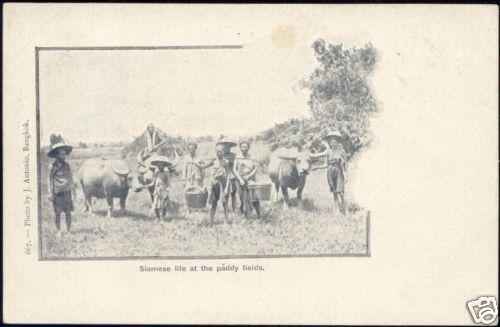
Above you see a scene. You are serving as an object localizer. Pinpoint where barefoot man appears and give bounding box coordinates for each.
[139,123,167,163]
[195,139,238,224]
[234,141,261,218]
[310,129,348,215]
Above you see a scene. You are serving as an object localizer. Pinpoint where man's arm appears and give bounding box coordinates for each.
[311,163,328,170]
[233,159,245,184]
[194,159,215,169]
[242,164,259,182]
[309,150,328,159]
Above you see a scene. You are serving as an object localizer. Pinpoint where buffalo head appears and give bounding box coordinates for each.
[127,166,154,192]
[296,152,312,176]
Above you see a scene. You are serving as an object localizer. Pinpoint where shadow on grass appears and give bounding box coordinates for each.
[269,198,317,211]
[89,209,154,221]
[90,204,187,222]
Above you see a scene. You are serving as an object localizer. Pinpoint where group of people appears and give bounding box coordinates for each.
[137,124,263,224]
[183,139,262,225]
[137,135,262,225]
[46,123,348,233]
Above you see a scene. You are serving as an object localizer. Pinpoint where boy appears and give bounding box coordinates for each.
[143,156,171,221]
[47,135,75,235]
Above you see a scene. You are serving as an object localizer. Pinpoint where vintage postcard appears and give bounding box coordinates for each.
[3,3,498,325]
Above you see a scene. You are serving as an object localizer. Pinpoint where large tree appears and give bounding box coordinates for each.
[264,39,379,158]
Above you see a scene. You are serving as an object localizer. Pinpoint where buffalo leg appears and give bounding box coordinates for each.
[119,195,127,214]
[106,196,113,217]
[297,187,303,202]
[281,186,290,208]
[274,183,280,203]
[84,193,92,214]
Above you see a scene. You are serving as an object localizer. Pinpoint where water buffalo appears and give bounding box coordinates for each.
[78,158,146,217]
[268,151,312,207]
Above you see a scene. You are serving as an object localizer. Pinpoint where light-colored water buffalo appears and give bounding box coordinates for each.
[78,158,146,217]
[268,152,312,207]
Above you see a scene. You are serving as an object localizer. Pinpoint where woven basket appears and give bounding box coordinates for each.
[185,189,208,208]
[248,182,272,201]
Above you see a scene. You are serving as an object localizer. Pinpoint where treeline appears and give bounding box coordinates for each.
[77,141,127,149]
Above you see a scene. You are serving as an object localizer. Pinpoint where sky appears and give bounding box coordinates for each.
[39,39,322,145]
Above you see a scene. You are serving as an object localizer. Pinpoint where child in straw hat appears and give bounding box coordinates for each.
[145,156,172,221]
[47,134,75,235]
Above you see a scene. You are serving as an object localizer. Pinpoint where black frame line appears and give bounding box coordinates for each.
[35,45,371,261]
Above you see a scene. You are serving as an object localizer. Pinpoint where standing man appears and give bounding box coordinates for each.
[140,123,166,162]
[182,142,204,189]
[234,141,261,218]
[310,129,348,215]
[195,139,238,224]
[218,139,239,214]
[195,144,231,225]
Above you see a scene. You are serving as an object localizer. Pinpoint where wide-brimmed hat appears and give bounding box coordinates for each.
[322,130,342,140]
[48,135,73,158]
[149,155,173,167]
[216,138,237,147]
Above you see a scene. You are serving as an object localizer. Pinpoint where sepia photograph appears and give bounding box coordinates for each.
[37,40,377,259]
[3,4,497,325]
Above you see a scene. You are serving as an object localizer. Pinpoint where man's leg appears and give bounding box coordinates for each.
[64,211,72,232]
[231,193,237,213]
[223,190,231,223]
[333,193,340,215]
[239,187,245,214]
[210,201,217,225]
[338,192,346,215]
[223,200,229,223]
[54,212,61,231]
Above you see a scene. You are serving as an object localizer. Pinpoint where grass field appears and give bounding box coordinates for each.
[40,144,369,258]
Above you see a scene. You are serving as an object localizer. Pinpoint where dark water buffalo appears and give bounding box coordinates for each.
[78,158,146,217]
[268,152,312,207]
